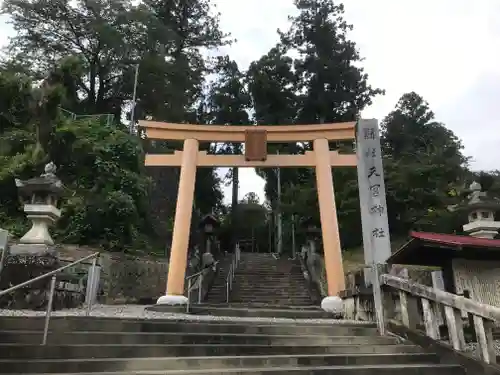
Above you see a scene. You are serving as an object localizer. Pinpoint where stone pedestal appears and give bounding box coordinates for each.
[0,245,59,310]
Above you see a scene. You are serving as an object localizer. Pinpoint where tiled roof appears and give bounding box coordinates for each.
[410,231,500,248]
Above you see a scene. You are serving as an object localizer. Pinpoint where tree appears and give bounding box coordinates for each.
[281,0,383,124]
[250,0,383,250]
[135,0,230,123]
[0,64,156,252]
[2,0,143,117]
[247,46,305,210]
[241,192,260,205]
[207,57,251,245]
[381,92,469,235]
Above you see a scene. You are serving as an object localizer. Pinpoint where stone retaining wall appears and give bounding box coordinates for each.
[56,245,169,304]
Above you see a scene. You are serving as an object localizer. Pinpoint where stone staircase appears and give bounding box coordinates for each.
[0,314,466,374]
[204,255,233,304]
[207,252,315,306]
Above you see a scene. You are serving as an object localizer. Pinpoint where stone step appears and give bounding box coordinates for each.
[186,305,339,318]
[0,317,375,336]
[213,285,309,290]
[0,344,423,360]
[228,297,313,301]
[226,298,314,303]
[227,297,313,301]
[4,364,464,374]
[227,301,314,306]
[229,290,311,295]
[0,353,440,373]
[233,270,303,273]
[196,303,322,309]
[0,331,399,346]
[215,286,310,291]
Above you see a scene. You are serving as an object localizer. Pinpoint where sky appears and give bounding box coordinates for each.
[1,1,499,204]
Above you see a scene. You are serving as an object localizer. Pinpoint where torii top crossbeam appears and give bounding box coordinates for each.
[140,120,356,142]
[140,120,357,168]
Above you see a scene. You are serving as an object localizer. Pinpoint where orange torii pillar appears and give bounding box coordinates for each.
[156,138,198,305]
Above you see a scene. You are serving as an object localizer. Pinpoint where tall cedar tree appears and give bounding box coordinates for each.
[208,57,251,246]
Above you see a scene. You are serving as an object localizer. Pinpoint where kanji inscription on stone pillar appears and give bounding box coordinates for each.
[245,129,267,161]
[356,119,391,285]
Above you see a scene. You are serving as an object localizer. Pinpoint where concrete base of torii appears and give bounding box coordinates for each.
[156,294,188,305]
[321,295,344,314]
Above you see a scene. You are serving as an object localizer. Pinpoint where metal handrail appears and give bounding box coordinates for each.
[185,260,220,313]
[0,252,100,345]
[226,244,241,303]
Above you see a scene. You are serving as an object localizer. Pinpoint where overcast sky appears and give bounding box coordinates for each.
[1,0,499,204]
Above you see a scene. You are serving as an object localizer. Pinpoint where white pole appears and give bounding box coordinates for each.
[129,64,139,134]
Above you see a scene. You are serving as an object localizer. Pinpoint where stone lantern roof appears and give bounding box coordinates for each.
[454,181,500,213]
[15,162,64,203]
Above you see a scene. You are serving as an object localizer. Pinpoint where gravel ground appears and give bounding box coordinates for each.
[438,337,500,357]
[463,340,500,356]
[0,304,374,325]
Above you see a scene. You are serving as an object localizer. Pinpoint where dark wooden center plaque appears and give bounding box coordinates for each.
[245,129,267,161]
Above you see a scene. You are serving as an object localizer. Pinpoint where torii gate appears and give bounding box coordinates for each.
[141,119,390,312]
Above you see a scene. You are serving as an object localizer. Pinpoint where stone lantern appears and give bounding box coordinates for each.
[199,214,220,267]
[460,181,500,239]
[13,162,64,253]
[1,162,65,309]
[302,217,321,254]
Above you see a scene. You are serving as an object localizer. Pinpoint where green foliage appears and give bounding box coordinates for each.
[382,92,469,235]
[0,94,154,251]
[50,118,153,251]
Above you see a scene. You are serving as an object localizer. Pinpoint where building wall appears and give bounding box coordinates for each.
[452,259,500,307]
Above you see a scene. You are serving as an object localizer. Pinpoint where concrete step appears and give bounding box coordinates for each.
[4,364,464,374]
[0,344,424,360]
[232,285,310,289]
[226,297,313,302]
[226,299,314,304]
[0,353,441,373]
[215,287,310,292]
[227,296,312,301]
[196,303,321,309]
[0,317,376,336]
[229,291,311,296]
[227,301,314,306]
[187,305,333,319]
[0,331,399,346]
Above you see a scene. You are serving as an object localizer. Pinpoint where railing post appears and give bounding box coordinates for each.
[421,298,440,340]
[86,257,98,316]
[473,315,496,364]
[42,275,57,345]
[198,273,203,303]
[444,305,465,351]
[372,264,386,335]
[398,290,420,330]
[0,229,9,284]
[186,278,192,313]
